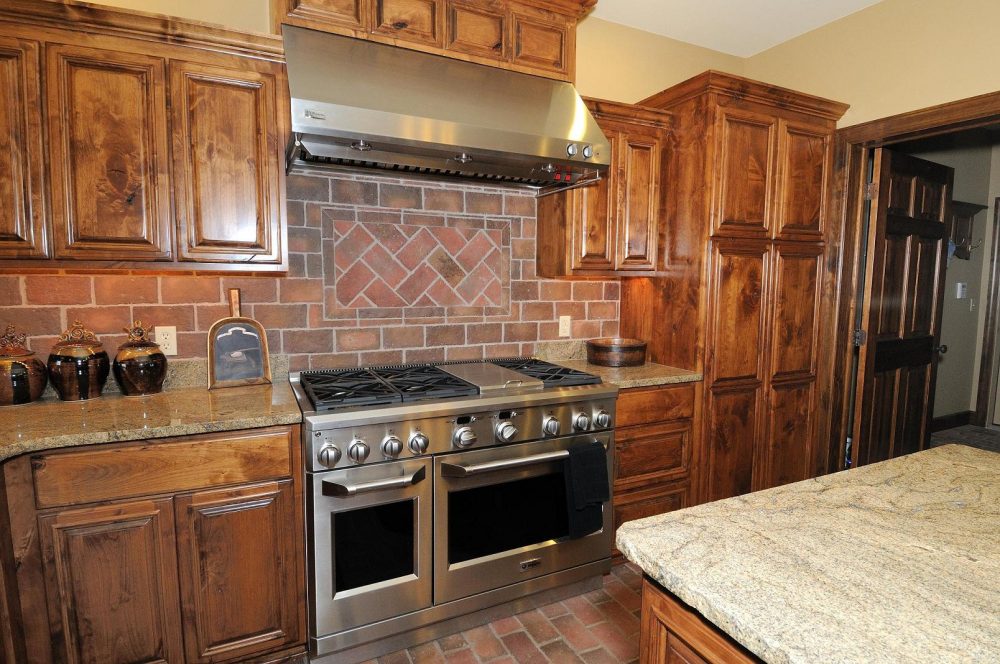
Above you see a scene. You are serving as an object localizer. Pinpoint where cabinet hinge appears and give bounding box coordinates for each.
[863,182,877,201]
[852,329,867,347]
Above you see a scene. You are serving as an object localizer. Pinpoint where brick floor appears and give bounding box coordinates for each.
[362,564,643,664]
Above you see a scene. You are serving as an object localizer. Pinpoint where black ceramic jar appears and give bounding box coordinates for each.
[47,321,110,401]
[113,321,167,396]
[0,325,47,406]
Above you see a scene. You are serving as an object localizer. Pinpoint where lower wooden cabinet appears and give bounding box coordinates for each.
[1,425,305,664]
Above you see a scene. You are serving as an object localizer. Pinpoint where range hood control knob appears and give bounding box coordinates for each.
[409,433,429,455]
[582,145,594,159]
[317,444,341,468]
[496,422,518,442]
[381,436,403,459]
[543,416,560,436]
[454,427,477,448]
[595,410,611,429]
[347,439,370,463]
[574,413,591,431]
[566,143,579,157]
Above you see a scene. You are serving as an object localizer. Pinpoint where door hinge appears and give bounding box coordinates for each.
[864,182,877,201]
[853,329,867,347]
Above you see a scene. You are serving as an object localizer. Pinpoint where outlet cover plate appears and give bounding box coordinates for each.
[155,326,178,356]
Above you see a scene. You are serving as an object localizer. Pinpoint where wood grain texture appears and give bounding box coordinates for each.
[616,383,695,428]
[446,1,506,59]
[31,428,294,509]
[714,110,775,237]
[0,471,26,664]
[372,0,444,48]
[775,120,830,240]
[614,421,690,490]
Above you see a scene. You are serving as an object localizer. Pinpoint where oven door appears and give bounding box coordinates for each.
[309,457,433,636]
[434,433,612,604]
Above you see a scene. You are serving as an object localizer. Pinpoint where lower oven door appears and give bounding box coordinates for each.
[309,457,433,636]
[434,433,612,604]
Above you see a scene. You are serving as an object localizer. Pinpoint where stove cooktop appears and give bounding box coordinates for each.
[488,358,602,387]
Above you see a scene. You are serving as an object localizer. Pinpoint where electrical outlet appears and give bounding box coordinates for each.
[956,282,968,299]
[558,315,571,337]
[155,326,177,356]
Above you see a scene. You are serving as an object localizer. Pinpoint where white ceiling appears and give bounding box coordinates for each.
[590,0,884,57]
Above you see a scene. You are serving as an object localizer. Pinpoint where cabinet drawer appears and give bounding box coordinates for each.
[617,383,695,428]
[615,421,690,489]
[31,427,294,509]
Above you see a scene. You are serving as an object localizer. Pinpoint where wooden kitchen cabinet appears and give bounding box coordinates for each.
[1,425,306,664]
[620,72,847,503]
[537,99,670,277]
[0,1,289,272]
[273,0,590,81]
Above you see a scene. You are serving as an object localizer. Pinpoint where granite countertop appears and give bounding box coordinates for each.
[551,360,702,389]
[616,445,1000,664]
[0,381,302,462]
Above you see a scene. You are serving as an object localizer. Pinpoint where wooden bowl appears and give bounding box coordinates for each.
[586,338,647,367]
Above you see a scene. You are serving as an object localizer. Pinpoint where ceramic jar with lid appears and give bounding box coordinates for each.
[113,321,167,396]
[0,324,47,406]
[47,321,110,401]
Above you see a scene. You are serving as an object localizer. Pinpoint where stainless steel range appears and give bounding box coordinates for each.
[289,358,618,662]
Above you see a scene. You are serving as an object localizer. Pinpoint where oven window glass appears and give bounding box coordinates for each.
[448,473,568,564]
[334,499,415,591]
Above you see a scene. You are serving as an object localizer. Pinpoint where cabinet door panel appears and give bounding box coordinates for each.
[288,0,368,30]
[770,244,821,380]
[511,10,568,77]
[708,243,768,383]
[705,387,760,502]
[0,37,46,258]
[175,481,300,663]
[615,421,691,490]
[373,0,444,47]
[616,128,661,271]
[765,380,816,489]
[715,112,775,237]
[38,498,184,664]
[446,1,506,59]
[776,120,829,239]
[171,61,283,264]
[46,44,172,260]
[569,133,616,272]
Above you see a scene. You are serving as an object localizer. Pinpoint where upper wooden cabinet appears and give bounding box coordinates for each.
[0,1,289,272]
[537,99,670,277]
[273,0,594,81]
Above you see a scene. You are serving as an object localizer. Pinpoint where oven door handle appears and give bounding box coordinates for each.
[322,465,427,497]
[442,449,575,477]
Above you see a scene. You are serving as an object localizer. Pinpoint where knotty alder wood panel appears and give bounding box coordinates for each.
[446,1,506,59]
[614,422,690,491]
[46,43,173,261]
[175,481,300,663]
[776,120,830,240]
[510,6,569,77]
[616,383,695,428]
[616,123,662,271]
[38,497,185,664]
[704,386,760,502]
[0,36,46,259]
[372,0,444,47]
[770,243,822,379]
[283,0,369,30]
[715,110,775,238]
[708,242,769,384]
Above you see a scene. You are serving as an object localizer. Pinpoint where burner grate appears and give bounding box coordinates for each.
[487,358,601,387]
[370,365,479,402]
[299,364,478,410]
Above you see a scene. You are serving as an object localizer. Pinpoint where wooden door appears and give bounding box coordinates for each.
[38,498,184,664]
[170,60,284,265]
[284,0,369,30]
[445,1,506,59]
[775,119,830,241]
[615,125,662,272]
[372,0,444,47]
[713,110,776,238]
[174,481,301,663]
[46,43,173,261]
[510,7,570,78]
[568,131,617,272]
[0,36,47,258]
[853,149,952,466]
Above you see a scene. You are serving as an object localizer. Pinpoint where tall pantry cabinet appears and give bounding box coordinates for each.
[621,72,848,503]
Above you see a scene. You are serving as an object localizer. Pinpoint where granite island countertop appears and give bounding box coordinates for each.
[616,444,1000,664]
[0,381,302,462]
[550,360,702,388]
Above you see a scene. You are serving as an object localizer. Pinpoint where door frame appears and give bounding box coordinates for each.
[975,199,1000,426]
[826,90,1000,471]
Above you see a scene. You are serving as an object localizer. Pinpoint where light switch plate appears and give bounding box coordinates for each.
[155,326,178,356]
[956,282,968,299]
[558,316,571,337]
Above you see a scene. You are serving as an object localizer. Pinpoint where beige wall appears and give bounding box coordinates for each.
[85,0,270,33]
[744,0,1000,127]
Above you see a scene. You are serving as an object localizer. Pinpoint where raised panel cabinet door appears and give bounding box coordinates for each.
[775,120,830,240]
[46,44,173,261]
[445,1,506,59]
[510,9,570,77]
[615,126,662,271]
[372,0,444,48]
[284,0,369,30]
[714,110,776,237]
[175,481,301,663]
[704,386,760,502]
[763,380,816,490]
[37,498,184,664]
[0,37,47,258]
[770,244,822,381]
[569,131,617,272]
[170,61,284,264]
[707,242,769,384]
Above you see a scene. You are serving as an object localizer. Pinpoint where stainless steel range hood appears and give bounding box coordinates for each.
[282,26,610,191]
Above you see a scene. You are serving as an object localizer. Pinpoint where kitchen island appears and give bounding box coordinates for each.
[616,444,999,663]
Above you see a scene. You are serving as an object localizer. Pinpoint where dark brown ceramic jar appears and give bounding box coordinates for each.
[113,321,167,397]
[0,325,47,406]
[47,321,110,401]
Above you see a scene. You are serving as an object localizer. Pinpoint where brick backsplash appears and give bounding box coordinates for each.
[0,172,619,372]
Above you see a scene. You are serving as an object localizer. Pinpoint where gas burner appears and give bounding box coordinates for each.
[370,364,478,402]
[300,369,401,411]
[488,358,602,387]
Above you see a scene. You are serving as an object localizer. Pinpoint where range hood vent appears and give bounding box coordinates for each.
[282,26,610,193]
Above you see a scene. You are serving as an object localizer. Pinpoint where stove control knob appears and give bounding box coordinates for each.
[453,426,477,448]
[409,433,429,455]
[595,410,611,429]
[317,444,341,468]
[496,421,518,442]
[381,435,403,459]
[574,413,592,431]
[347,439,370,463]
[543,416,560,436]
